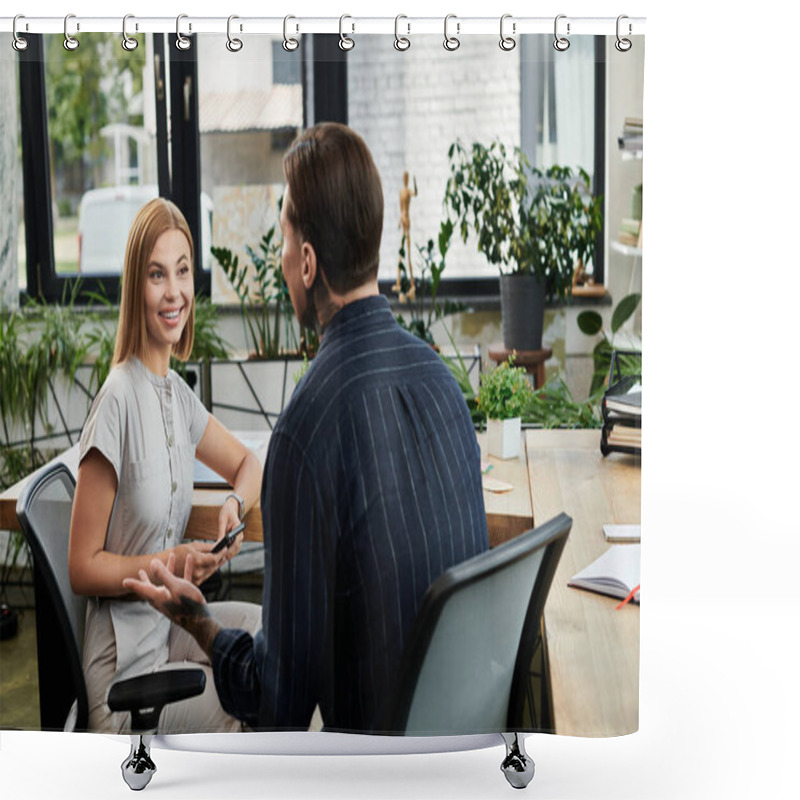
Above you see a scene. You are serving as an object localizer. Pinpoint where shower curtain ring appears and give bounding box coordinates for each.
[122,15,138,51]
[339,15,355,50]
[12,15,29,51]
[176,14,191,51]
[226,15,243,52]
[444,14,460,51]
[63,14,80,51]
[283,15,299,51]
[615,15,633,52]
[499,14,516,51]
[553,14,570,52]
[394,14,411,51]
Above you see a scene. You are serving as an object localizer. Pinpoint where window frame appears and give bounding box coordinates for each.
[16,34,605,306]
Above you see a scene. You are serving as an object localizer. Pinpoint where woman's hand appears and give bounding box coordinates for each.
[217,496,244,560]
[172,541,225,585]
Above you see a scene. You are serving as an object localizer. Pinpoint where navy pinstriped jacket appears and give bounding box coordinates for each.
[213,295,489,732]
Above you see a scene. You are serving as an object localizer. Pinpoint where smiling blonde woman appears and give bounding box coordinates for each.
[68,198,263,734]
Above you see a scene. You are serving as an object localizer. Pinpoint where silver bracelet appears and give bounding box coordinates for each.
[225,492,245,521]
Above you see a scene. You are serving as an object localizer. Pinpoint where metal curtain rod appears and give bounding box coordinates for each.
[0,15,646,37]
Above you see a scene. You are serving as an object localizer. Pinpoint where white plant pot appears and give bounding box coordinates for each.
[486,417,521,460]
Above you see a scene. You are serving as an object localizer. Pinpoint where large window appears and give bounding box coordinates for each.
[10,33,602,305]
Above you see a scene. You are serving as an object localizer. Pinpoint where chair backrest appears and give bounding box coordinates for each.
[16,461,88,731]
[379,512,571,736]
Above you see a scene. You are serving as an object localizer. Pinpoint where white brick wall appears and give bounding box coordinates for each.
[348,35,521,282]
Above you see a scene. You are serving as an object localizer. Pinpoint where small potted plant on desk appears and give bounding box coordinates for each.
[477,358,534,460]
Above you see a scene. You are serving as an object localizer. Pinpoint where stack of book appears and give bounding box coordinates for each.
[618,217,642,248]
[600,351,642,457]
[617,117,643,153]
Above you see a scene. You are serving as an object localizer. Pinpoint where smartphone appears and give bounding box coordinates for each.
[211,521,246,554]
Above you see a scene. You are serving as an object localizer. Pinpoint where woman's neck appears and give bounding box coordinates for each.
[139,346,171,377]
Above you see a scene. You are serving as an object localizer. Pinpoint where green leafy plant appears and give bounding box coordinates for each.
[19,282,90,460]
[172,294,231,377]
[522,377,601,429]
[577,293,642,395]
[0,310,26,444]
[211,227,285,359]
[395,219,465,346]
[443,140,602,302]
[211,227,317,360]
[477,359,534,421]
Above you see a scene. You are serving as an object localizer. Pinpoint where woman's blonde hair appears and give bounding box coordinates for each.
[112,198,195,367]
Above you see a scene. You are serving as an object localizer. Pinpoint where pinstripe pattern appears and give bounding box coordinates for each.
[213,296,488,732]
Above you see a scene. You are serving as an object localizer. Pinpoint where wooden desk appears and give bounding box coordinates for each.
[0,435,267,543]
[527,428,640,737]
[1,431,531,549]
[477,430,534,548]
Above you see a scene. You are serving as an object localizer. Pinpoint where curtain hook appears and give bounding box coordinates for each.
[615,15,632,52]
[443,14,460,51]
[283,15,299,52]
[63,14,80,51]
[553,14,570,52]
[339,14,355,51]
[226,15,243,52]
[122,14,138,51]
[176,13,191,51]
[394,14,411,51]
[12,14,29,52]
[499,14,516,51]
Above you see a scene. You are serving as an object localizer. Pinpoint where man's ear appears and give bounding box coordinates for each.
[300,241,317,290]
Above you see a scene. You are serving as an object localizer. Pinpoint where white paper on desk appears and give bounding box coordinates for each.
[603,524,641,543]
[482,476,514,493]
[569,544,641,604]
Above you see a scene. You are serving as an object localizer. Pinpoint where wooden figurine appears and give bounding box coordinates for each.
[393,171,418,301]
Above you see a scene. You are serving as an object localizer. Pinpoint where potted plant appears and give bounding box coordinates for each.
[577,292,641,396]
[210,225,320,428]
[477,358,533,460]
[444,140,602,351]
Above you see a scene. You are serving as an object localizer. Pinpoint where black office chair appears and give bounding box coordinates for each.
[378,513,571,789]
[16,461,206,790]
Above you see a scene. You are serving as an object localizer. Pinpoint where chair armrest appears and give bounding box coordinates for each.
[108,668,206,732]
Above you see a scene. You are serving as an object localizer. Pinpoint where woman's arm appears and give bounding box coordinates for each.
[194,416,263,558]
[68,449,224,597]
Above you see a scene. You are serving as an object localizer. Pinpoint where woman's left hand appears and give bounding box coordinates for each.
[217,497,244,561]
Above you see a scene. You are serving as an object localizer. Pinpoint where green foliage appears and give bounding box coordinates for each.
[441,352,481,426]
[20,282,90,447]
[443,140,603,302]
[186,294,231,363]
[477,359,534,421]
[0,311,26,438]
[45,33,146,185]
[395,219,465,345]
[577,293,641,395]
[211,226,317,359]
[292,353,310,385]
[522,378,602,429]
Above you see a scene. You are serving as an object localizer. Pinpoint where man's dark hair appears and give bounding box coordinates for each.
[283,122,384,294]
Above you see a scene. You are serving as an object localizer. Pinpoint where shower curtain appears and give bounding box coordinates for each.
[0,14,644,743]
